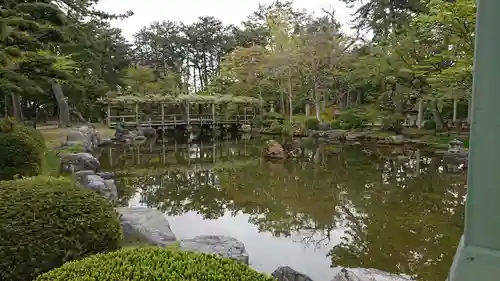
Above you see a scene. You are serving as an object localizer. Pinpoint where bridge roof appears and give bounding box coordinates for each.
[98,93,263,105]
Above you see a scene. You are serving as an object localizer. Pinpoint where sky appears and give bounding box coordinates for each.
[95,0,357,41]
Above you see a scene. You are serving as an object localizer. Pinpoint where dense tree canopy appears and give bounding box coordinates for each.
[0,0,476,129]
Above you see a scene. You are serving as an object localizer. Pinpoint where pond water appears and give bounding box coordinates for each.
[98,133,466,281]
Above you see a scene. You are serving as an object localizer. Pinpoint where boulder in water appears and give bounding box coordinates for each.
[77,173,118,202]
[241,124,251,133]
[265,139,286,159]
[332,268,412,281]
[60,152,100,173]
[272,266,314,281]
[116,207,177,247]
[180,235,249,264]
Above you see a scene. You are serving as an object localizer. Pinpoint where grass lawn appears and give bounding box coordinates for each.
[38,124,115,175]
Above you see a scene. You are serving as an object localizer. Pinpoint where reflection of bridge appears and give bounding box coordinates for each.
[99,139,262,172]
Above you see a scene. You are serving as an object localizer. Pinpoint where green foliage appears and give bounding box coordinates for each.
[0,176,123,281]
[329,119,341,129]
[304,118,320,130]
[337,108,369,130]
[381,114,404,134]
[0,119,43,180]
[423,120,437,130]
[257,111,285,127]
[281,121,295,136]
[36,247,275,281]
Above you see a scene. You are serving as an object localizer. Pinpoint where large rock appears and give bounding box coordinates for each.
[180,235,249,264]
[116,207,177,247]
[241,124,251,133]
[265,139,286,159]
[138,127,157,138]
[60,152,100,173]
[77,173,118,201]
[64,125,101,152]
[272,266,314,281]
[332,268,412,281]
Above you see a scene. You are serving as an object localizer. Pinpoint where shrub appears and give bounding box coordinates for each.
[329,120,341,129]
[381,114,404,134]
[338,108,368,129]
[257,111,285,127]
[0,176,123,281]
[304,117,319,130]
[423,120,437,130]
[18,124,46,150]
[0,119,44,180]
[36,247,275,281]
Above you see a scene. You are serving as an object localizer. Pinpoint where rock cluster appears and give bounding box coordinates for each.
[272,266,413,281]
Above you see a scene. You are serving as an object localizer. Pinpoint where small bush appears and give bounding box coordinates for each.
[338,108,368,129]
[423,120,437,130]
[36,247,275,281]
[381,114,404,134]
[18,125,46,150]
[257,111,285,127]
[0,121,43,180]
[329,120,341,129]
[304,118,320,130]
[0,176,123,281]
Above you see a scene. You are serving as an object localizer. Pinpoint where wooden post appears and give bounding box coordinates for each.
[417,99,423,129]
[106,104,111,126]
[135,103,139,125]
[212,103,215,125]
[305,104,311,116]
[453,97,458,121]
[243,107,247,122]
[108,147,113,167]
[185,102,190,125]
[161,103,165,135]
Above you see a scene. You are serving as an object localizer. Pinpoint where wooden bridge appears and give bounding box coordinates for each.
[99,93,262,129]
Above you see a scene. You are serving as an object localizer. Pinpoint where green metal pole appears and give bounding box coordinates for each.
[448,0,500,280]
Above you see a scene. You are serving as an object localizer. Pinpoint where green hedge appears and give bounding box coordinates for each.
[36,247,275,281]
[0,119,44,180]
[0,176,123,281]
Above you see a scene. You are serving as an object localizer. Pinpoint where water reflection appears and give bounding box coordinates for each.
[99,136,465,281]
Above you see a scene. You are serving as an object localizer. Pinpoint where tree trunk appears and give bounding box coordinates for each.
[52,83,71,127]
[287,68,293,121]
[452,97,458,121]
[417,99,423,129]
[431,99,448,131]
[11,94,23,121]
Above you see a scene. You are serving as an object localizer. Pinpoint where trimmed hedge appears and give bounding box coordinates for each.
[0,176,123,281]
[36,247,275,281]
[0,119,44,180]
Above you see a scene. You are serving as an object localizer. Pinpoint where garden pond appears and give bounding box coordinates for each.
[98,133,466,281]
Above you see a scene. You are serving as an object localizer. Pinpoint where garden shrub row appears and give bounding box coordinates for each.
[0,176,123,281]
[0,118,45,180]
[36,247,275,281]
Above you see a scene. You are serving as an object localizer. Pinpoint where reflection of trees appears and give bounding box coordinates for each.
[330,150,466,281]
[109,139,465,281]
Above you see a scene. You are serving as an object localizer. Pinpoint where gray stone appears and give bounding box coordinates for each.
[78,174,118,201]
[241,124,251,133]
[60,152,100,173]
[180,235,249,264]
[64,125,101,152]
[139,127,157,138]
[116,207,177,247]
[97,172,115,180]
[272,266,314,281]
[332,268,412,281]
[388,135,404,144]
